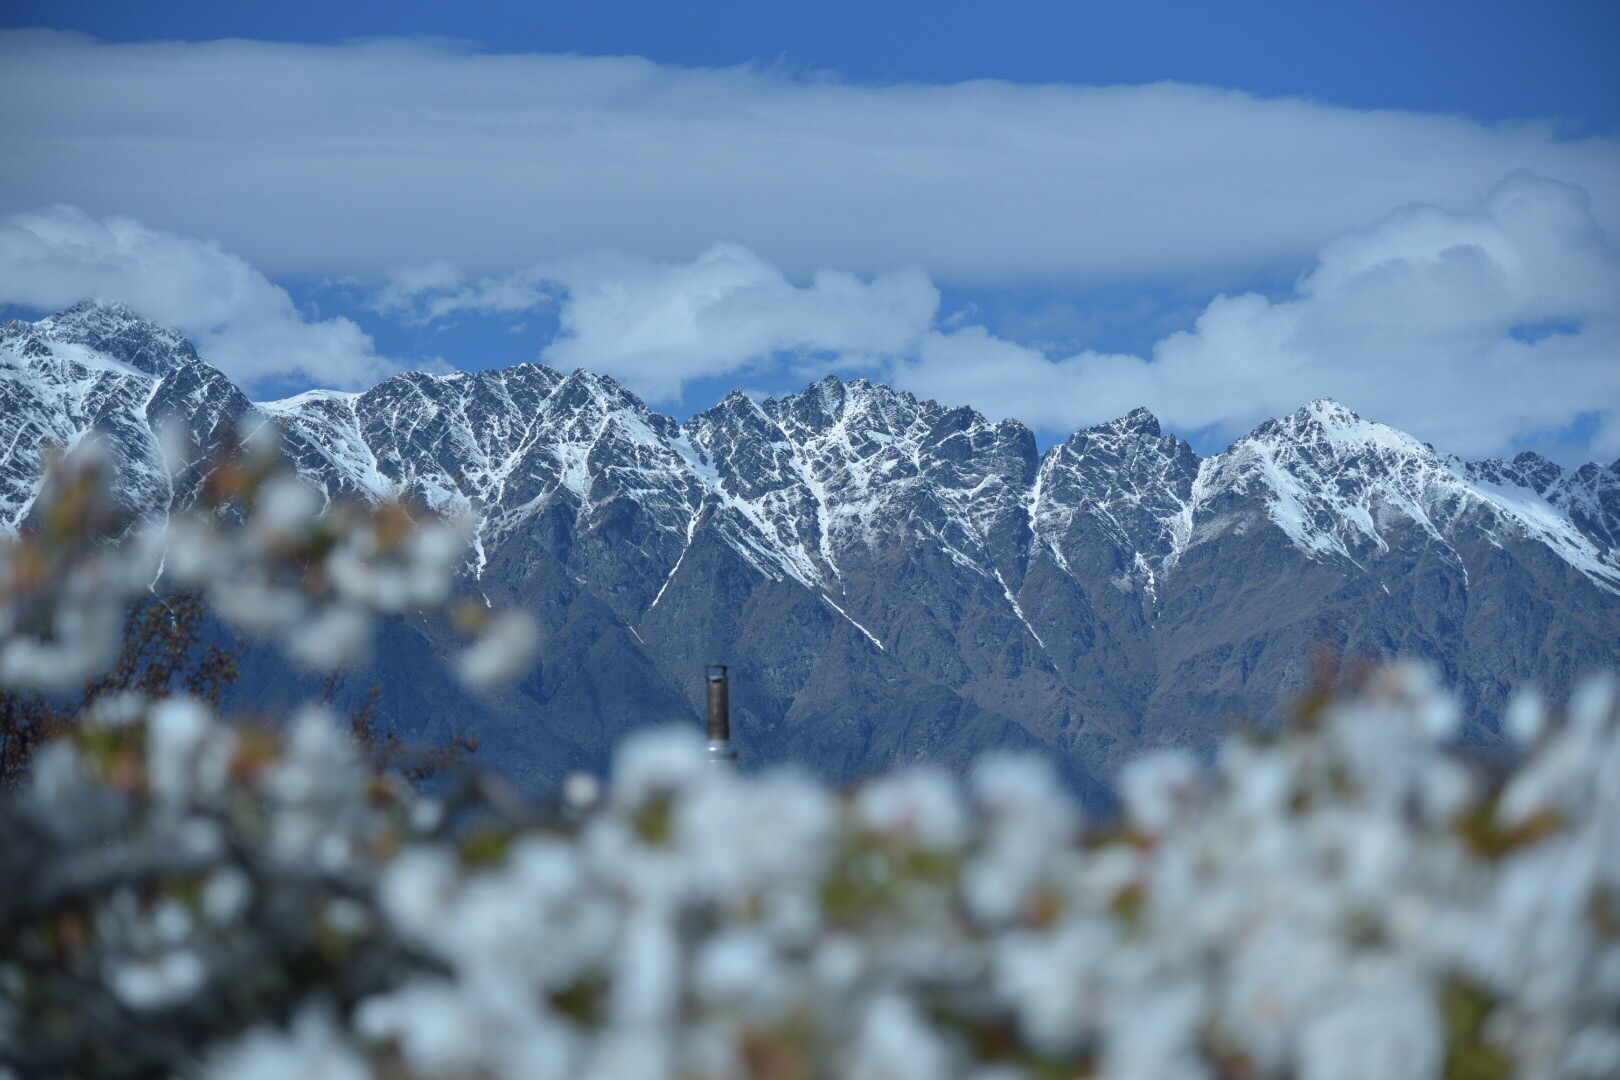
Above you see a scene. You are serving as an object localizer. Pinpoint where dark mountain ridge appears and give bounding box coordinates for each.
[4,301,1618,804]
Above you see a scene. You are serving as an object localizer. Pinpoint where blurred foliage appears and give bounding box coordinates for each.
[0,434,1617,1080]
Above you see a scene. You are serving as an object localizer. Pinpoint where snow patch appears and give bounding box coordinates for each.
[821,594,884,651]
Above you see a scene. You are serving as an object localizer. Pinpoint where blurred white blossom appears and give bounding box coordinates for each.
[6,435,1620,1080]
[205,1008,370,1080]
[9,661,1620,1079]
[454,609,539,687]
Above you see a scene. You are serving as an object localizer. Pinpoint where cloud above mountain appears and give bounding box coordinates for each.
[4,168,1614,461]
[2,32,1616,459]
[897,171,1620,459]
[0,205,404,392]
[3,30,1616,288]
[383,172,1620,460]
[380,246,941,403]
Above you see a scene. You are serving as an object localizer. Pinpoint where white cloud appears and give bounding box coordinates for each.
[897,172,1620,460]
[2,31,1615,290]
[371,260,556,325]
[535,245,938,402]
[8,174,1604,461]
[2,29,1613,459]
[433,173,1616,461]
[0,205,404,393]
[375,244,939,403]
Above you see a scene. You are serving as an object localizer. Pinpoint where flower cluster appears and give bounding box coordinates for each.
[0,430,533,700]
[2,436,1618,1080]
[4,666,1618,1079]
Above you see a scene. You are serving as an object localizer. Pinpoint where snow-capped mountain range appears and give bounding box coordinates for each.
[5,301,1618,798]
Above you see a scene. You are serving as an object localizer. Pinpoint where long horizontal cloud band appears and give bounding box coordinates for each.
[378,171,1620,460]
[2,31,1617,287]
[4,170,1614,461]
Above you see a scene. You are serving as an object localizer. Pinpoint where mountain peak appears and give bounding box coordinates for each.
[1293,397,1363,428]
[1465,451,1565,497]
[4,301,1619,797]
[35,299,199,377]
[1234,397,1433,462]
[1304,396,1354,412]
[1097,407,1162,438]
[63,298,139,318]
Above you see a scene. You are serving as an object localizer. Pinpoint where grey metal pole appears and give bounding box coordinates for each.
[704,664,738,768]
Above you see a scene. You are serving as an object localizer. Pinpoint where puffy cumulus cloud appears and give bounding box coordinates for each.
[9,172,1613,462]
[371,260,555,325]
[375,244,938,403]
[0,205,405,393]
[542,246,938,402]
[2,31,1616,289]
[445,173,1616,461]
[892,172,1620,461]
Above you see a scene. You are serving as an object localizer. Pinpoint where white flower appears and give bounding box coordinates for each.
[82,690,147,730]
[1505,686,1548,745]
[1561,1023,1620,1080]
[1297,982,1441,1080]
[355,979,484,1076]
[1098,982,1206,1080]
[0,594,123,692]
[1218,923,1346,1073]
[249,476,322,547]
[693,928,791,1019]
[610,905,683,1028]
[847,993,954,1080]
[211,578,308,634]
[1372,662,1461,742]
[441,840,614,989]
[378,846,462,946]
[855,767,968,852]
[206,1007,371,1080]
[964,754,1080,924]
[165,515,229,585]
[994,920,1114,1055]
[202,867,253,924]
[357,976,581,1080]
[270,705,360,801]
[612,726,710,810]
[677,767,838,900]
[1119,750,1202,835]
[564,771,602,810]
[406,520,469,606]
[455,610,539,687]
[105,949,207,1011]
[146,695,214,807]
[28,741,90,811]
[285,604,372,670]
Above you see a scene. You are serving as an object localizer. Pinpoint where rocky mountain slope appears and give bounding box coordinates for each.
[5,301,1618,802]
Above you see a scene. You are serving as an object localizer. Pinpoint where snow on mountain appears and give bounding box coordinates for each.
[4,300,1619,795]
[4,302,1618,604]
[1183,399,1620,592]
[0,311,174,529]
[679,389,835,591]
[267,365,708,589]
[1031,406,1200,592]
[33,300,199,378]
[1466,452,1620,568]
[762,378,1032,567]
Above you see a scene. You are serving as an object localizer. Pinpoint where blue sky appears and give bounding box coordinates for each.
[12,1,1619,129]
[1,2,1617,462]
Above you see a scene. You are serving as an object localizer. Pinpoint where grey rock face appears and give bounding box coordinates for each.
[4,303,1619,806]
[33,300,200,377]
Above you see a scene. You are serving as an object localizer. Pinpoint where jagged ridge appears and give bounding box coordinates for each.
[4,301,1618,796]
